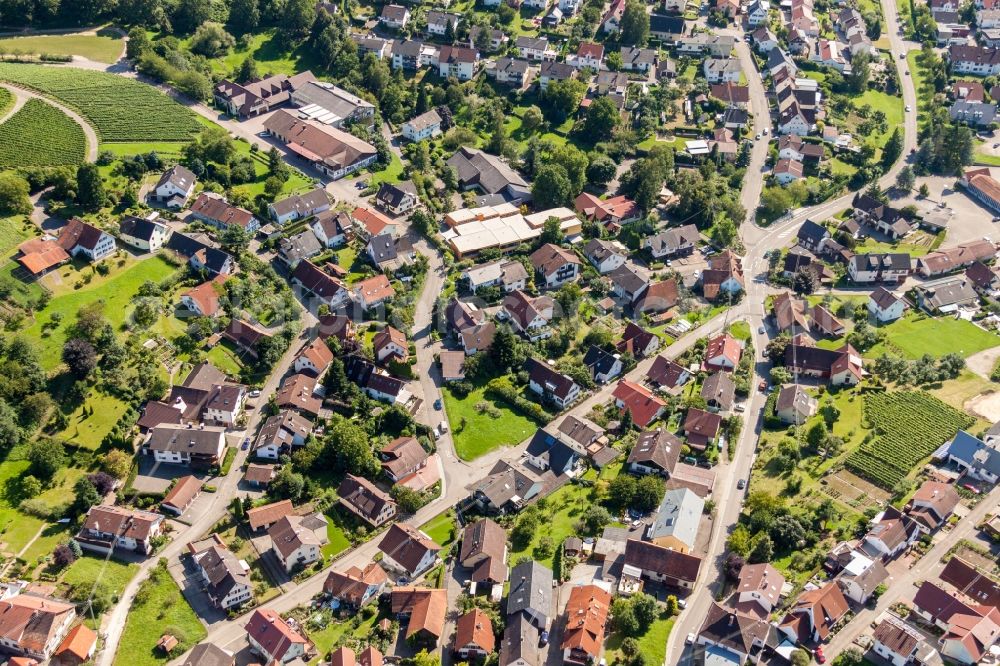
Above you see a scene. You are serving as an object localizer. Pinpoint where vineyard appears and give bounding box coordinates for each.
[846,391,974,489]
[0,64,201,142]
[0,99,85,167]
[0,86,11,117]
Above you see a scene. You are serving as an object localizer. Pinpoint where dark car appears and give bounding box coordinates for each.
[241,438,250,450]
[434,398,442,410]
[737,479,746,490]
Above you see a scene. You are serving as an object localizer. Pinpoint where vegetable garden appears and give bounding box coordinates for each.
[0,64,201,142]
[846,391,974,489]
[0,98,86,167]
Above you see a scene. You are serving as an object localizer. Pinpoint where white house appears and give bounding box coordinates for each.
[118,215,170,252]
[868,287,906,322]
[703,58,742,83]
[61,218,117,263]
[269,514,324,572]
[78,505,164,555]
[747,0,769,25]
[192,539,253,610]
[153,164,197,208]
[438,45,478,81]
[312,210,352,248]
[246,609,309,664]
[873,617,929,666]
[402,109,443,142]
[267,188,331,225]
[145,424,227,467]
[378,523,441,577]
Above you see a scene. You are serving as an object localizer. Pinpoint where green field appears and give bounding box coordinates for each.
[25,255,180,369]
[0,98,86,167]
[98,141,188,158]
[0,63,201,141]
[0,457,46,556]
[205,341,245,376]
[114,562,205,666]
[868,314,1000,359]
[420,510,457,547]
[57,389,130,450]
[322,511,352,560]
[0,33,124,63]
[60,553,138,602]
[307,610,380,665]
[441,384,536,460]
[605,615,675,666]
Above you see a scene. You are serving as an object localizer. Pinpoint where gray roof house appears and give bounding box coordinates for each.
[647,487,704,553]
[946,431,1000,483]
[949,101,998,127]
[507,559,553,629]
[447,146,531,203]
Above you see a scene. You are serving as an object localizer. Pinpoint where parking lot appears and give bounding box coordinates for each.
[901,174,999,247]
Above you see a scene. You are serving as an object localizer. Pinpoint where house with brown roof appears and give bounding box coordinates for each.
[696,603,771,663]
[275,373,321,417]
[77,505,164,556]
[379,523,442,577]
[862,506,921,559]
[701,250,744,300]
[291,260,351,309]
[220,319,271,360]
[779,582,850,643]
[161,475,202,515]
[190,193,260,233]
[244,463,277,487]
[627,428,681,477]
[455,607,496,658]
[55,217,117,263]
[189,536,253,610]
[293,338,334,377]
[940,557,1000,607]
[835,549,889,604]
[459,518,508,585]
[268,514,325,572]
[391,587,448,646]
[561,585,612,666]
[702,372,736,412]
[623,538,702,589]
[737,563,785,617]
[906,480,960,531]
[502,291,555,341]
[254,410,312,460]
[873,616,935,666]
[324,562,388,609]
[0,594,76,661]
[245,608,311,663]
[684,408,722,450]
[775,384,817,425]
[264,109,378,180]
[247,499,294,532]
[617,322,660,358]
[214,71,315,117]
[381,436,430,484]
[784,341,863,386]
[646,355,691,391]
[337,474,397,527]
[526,358,580,409]
[373,326,408,364]
[613,380,667,428]
[530,243,582,288]
[634,279,680,315]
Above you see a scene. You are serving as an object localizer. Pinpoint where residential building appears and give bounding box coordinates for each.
[623,538,702,589]
[245,608,310,663]
[144,424,226,467]
[247,499,294,532]
[375,182,419,215]
[701,250,744,300]
[180,275,228,317]
[268,188,331,225]
[56,217,116,263]
[275,373,321,417]
[775,384,817,424]
[381,435,429,482]
[873,616,934,666]
[836,550,889,604]
[254,410,313,460]
[402,109,443,142]
[77,505,164,556]
[627,428,681,477]
[582,346,622,384]
[353,274,396,311]
[949,44,1000,75]
[696,603,771,663]
[373,326,408,364]
[612,380,667,428]
[608,264,649,303]
[294,338,334,377]
[617,321,660,358]
[53,623,98,665]
[574,192,641,225]
[779,582,850,643]
[703,57,742,83]
[538,61,577,91]
[165,232,233,276]
[269,514,325,572]
[278,230,323,267]
[913,276,979,314]
[561,585,612,666]
[0,594,76,661]
[526,358,581,409]
[502,291,555,340]
[516,36,557,61]
[344,355,411,405]
[391,587,447,646]
[646,355,691,391]
[848,253,912,283]
[161,475,202,515]
[190,193,260,233]
[490,57,535,89]
[379,523,441,577]
[705,333,741,372]
[459,518,508,585]
[868,286,906,322]
[461,260,528,293]
[584,238,627,273]
[785,342,863,385]
[447,147,531,203]
[737,563,785,617]
[647,487,703,553]
[338,474,397,527]
[701,371,736,412]
[311,210,352,248]
[381,4,410,29]
[190,537,253,609]
[684,408,722,450]
[152,164,196,208]
[507,559,553,629]
[324,562,388,608]
[437,45,479,81]
[119,214,170,252]
[530,243,582,288]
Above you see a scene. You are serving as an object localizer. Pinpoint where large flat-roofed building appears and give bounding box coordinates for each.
[289,80,376,128]
[441,204,581,258]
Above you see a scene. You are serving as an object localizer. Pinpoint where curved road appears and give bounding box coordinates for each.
[0,82,98,161]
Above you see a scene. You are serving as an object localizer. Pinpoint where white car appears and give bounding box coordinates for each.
[686,633,696,645]
[905,105,912,112]
[755,133,761,140]
[762,128,769,135]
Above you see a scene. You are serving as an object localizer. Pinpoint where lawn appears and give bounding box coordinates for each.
[24,254,180,369]
[867,314,1000,359]
[854,89,904,145]
[56,389,129,450]
[205,340,245,377]
[907,50,930,124]
[322,510,352,560]
[60,553,137,603]
[369,151,405,186]
[98,141,189,158]
[0,33,125,63]
[605,615,675,666]
[230,140,315,199]
[508,465,622,567]
[307,610,381,665]
[441,384,536,461]
[420,510,457,547]
[0,457,46,557]
[114,562,206,666]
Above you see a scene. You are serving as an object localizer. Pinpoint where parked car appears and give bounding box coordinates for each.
[434,398,442,410]
[737,478,746,490]
[685,634,696,645]
[241,438,250,450]
[758,379,767,392]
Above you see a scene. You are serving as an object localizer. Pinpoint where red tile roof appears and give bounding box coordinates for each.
[612,380,667,428]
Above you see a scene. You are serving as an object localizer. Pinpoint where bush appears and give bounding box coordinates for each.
[485,377,551,424]
[52,543,77,568]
